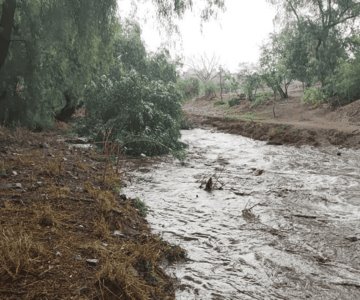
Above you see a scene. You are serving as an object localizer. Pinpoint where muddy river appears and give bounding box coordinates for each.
[124,128,360,300]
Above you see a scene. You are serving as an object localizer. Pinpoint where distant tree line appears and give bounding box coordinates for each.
[181,0,360,107]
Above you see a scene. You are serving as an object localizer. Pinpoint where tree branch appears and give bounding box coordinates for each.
[317,0,326,27]
[285,0,300,23]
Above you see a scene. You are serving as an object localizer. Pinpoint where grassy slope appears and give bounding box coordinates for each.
[0,127,185,300]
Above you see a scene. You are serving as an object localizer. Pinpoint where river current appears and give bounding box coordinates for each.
[125,128,360,300]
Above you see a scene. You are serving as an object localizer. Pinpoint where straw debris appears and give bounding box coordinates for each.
[0,126,185,299]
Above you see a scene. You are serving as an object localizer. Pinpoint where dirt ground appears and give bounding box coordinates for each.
[0,127,185,300]
[183,85,360,148]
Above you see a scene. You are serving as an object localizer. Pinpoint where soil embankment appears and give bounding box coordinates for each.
[0,127,184,299]
[184,93,360,149]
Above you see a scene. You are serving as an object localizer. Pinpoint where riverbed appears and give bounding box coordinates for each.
[125,128,360,300]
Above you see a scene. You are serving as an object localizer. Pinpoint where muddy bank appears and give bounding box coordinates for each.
[0,127,184,299]
[185,113,360,148]
[183,91,360,149]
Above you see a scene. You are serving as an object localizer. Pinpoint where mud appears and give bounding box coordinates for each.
[125,129,360,299]
[186,114,360,149]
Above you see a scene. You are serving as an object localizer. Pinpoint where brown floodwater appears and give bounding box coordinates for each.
[124,129,360,300]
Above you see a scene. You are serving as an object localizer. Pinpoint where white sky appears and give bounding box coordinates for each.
[117,0,276,72]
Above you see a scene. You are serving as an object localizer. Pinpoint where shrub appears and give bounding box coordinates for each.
[177,77,200,100]
[250,92,271,108]
[203,81,217,99]
[80,71,184,156]
[214,100,226,106]
[132,197,148,217]
[241,73,261,101]
[228,98,240,107]
[331,56,360,104]
[303,87,326,106]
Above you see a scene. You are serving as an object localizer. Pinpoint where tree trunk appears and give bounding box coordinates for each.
[219,70,223,100]
[55,91,77,122]
[0,0,16,70]
[272,92,277,118]
[277,85,287,99]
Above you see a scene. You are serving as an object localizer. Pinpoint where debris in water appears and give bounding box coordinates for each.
[253,169,264,176]
[345,236,359,242]
[242,208,257,222]
[205,177,213,191]
[242,201,261,222]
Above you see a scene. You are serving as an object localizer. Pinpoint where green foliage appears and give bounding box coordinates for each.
[79,23,184,157]
[0,0,224,131]
[82,70,184,156]
[303,87,326,106]
[177,77,200,100]
[240,72,261,101]
[0,0,116,128]
[250,92,272,108]
[241,112,256,121]
[224,74,240,94]
[132,197,148,217]
[331,55,360,104]
[267,0,359,100]
[259,34,292,99]
[228,98,240,107]
[203,81,217,98]
[214,100,226,106]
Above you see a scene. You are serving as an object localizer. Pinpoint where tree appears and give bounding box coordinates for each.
[187,53,220,82]
[274,25,313,88]
[0,0,118,126]
[0,0,225,126]
[331,48,360,104]
[0,0,16,70]
[82,24,184,156]
[237,64,262,101]
[219,66,224,100]
[177,77,200,100]
[268,0,360,85]
[259,35,292,99]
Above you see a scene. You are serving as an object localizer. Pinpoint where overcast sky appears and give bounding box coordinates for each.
[118,0,277,72]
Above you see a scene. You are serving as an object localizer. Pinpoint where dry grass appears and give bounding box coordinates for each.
[97,190,117,213]
[34,203,59,227]
[98,260,152,300]
[0,230,45,280]
[94,215,111,239]
[0,126,184,299]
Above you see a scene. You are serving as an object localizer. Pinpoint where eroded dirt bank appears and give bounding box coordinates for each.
[0,127,184,299]
[184,96,360,149]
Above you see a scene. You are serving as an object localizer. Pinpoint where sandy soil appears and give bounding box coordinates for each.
[183,87,360,148]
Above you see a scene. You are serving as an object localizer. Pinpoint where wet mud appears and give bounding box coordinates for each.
[186,114,360,149]
[125,129,360,299]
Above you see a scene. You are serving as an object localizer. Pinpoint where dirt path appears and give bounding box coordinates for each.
[183,92,360,149]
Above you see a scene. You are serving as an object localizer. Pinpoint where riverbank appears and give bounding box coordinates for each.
[0,127,184,299]
[183,91,360,149]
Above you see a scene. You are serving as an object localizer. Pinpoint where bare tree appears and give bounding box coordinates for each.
[186,53,220,82]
